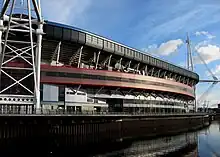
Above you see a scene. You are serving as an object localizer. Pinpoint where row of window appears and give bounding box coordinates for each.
[42,71,193,95]
[123,99,187,106]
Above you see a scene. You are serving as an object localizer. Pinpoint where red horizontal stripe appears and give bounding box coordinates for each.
[41,76,194,98]
[41,65,193,90]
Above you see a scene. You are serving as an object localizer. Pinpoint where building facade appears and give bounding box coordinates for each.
[0,18,199,114]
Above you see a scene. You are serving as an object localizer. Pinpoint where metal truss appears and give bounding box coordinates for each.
[133,63,140,71]
[51,41,61,64]
[96,86,104,95]
[124,60,131,69]
[68,85,81,95]
[95,51,100,69]
[144,65,148,76]
[100,54,112,67]
[69,46,83,67]
[0,0,43,109]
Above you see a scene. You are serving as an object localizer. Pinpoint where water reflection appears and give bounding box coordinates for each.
[93,121,220,157]
[94,133,198,157]
[198,121,220,157]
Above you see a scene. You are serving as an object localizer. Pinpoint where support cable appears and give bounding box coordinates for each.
[189,39,218,108]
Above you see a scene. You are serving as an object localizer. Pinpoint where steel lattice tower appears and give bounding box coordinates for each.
[0,0,43,110]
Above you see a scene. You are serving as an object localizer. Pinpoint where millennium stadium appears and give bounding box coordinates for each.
[0,12,199,114]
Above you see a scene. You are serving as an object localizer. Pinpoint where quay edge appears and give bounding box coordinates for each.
[0,113,210,156]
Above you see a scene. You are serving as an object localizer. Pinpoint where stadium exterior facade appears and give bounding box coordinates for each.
[0,17,199,114]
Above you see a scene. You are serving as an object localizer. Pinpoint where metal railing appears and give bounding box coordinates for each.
[0,109,208,116]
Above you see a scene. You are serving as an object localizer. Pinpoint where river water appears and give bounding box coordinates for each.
[91,121,220,157]
[198,121,220,157]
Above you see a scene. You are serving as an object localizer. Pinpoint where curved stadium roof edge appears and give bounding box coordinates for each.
[45,20,199,81]
[46,21,190,72]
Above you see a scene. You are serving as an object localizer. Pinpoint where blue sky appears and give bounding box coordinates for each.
[41,0,220,107]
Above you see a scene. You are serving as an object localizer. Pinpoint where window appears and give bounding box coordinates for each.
[92,36,98,44]
[58,85,65,101]
[78,32,86,44]
[130,50,133,56]
[109,42,113,48]
[53,26,62,39]
[121,46,123,52]
[115,45,119,51]
[86,34,92,43]
[63,28,71,41]
[97,38,103,46]
[87,98,94,102]
[71,30,78,42]
[77,93,86,96]
[66,91,76,95]
[45,25,54,37]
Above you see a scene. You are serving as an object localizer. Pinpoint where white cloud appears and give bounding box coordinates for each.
[194,40,210,50]
[41,0,91,25]
[194,44,220,64]
[157,39,183,55]
[195,31,216,39]
[147,39,183,56]
[193,31,218,65]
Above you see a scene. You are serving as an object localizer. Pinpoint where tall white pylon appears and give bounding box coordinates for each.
[186,33,194,71]
[0,0,43,110]
[186,33,197,111]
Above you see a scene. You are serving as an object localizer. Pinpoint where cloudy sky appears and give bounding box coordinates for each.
[41,0,220,107]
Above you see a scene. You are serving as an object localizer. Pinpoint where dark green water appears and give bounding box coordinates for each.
[91,121,220,157]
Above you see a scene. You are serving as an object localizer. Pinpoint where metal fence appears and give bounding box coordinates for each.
[0,108,208,116]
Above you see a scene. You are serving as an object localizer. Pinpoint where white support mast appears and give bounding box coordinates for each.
[187,33,219,110]
[186,33,196,111]
[0,0,43,110]
[186,33,194,71]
